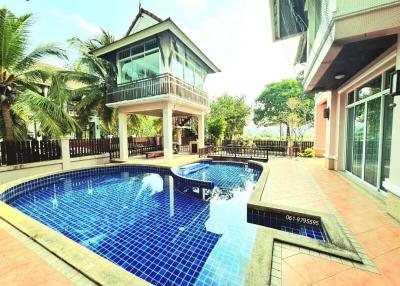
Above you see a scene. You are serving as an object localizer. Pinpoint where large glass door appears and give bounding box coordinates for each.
[345,67,395,192]
[352,104,365,178]
[364,97,381,186]
[380,96,394,190]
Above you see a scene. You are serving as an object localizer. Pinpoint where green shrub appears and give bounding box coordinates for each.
[299,147,315,158]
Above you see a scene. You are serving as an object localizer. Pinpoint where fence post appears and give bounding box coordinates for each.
[61,137,71,170]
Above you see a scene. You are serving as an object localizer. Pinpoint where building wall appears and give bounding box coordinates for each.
[336,0,399,17]
[320,45,397,191]
[314,101,327,157]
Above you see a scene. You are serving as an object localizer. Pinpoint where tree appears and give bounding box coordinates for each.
[207,116,227,145]
[66,30,117,130]
[12,73,79,138]
[0,7,67,141]
[208,94,251,140]
[254,79,313,141]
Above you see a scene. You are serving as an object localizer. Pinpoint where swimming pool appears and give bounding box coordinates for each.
[3,163,262,286]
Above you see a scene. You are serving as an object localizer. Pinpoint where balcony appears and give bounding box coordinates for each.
[106,73,209,107]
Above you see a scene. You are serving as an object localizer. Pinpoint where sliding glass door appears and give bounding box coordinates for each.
[352,104,365,178]
[380,96,394,190]
[364,97,381,185]
[345,68,395,191]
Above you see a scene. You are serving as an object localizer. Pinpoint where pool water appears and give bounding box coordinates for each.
[176,162,259,200]
[6,163,261,286]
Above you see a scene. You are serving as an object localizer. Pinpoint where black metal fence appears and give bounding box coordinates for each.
[199,146,269,161]
[0,140,61,166]
[221,140,314,152]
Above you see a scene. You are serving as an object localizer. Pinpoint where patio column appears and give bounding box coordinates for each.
[384,33,400,221]
[118,111,128,161]
[176,127,182,145]
[163,103,173,163]
[197,112,205,149]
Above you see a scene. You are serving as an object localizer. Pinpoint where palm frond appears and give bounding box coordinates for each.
[14,44,67,72]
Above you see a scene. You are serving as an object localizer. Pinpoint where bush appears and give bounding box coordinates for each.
[298,148,315,158]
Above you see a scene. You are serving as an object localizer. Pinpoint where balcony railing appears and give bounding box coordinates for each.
[107,73,209,107]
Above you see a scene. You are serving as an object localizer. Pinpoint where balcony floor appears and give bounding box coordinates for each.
[1,157,400,285]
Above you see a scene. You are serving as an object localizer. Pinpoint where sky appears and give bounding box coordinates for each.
[3,0,300,135]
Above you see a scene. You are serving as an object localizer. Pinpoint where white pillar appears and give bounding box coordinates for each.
[384,34,400,221]
[60,137,70,170]
[197,112,205,149]
[163,103,173,163]
[118,111,128,161]
[176,128,182,146]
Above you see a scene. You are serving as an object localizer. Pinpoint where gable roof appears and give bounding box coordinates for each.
[92,18,220,73]
[125,8,163,37]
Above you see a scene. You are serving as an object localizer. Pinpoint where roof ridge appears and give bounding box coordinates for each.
[125,8,163,37]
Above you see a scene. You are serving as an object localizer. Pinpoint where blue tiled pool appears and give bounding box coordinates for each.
[4,163,261,286]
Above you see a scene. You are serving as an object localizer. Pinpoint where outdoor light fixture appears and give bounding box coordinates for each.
[323,108,330,119]
[334,73,346,80]
[389,70,400,96]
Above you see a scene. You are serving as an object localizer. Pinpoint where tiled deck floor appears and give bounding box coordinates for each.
[1,156,400,285]
[264,158,400,286]
[0,220,73,286]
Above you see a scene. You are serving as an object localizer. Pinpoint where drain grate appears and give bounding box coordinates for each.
[247,208,329,242]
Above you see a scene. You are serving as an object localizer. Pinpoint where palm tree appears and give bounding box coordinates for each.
[12,72,79,138]
[0,7,67,141]
[66,30,117,129]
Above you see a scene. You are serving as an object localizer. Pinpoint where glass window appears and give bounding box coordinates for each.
[352,104,365,178]
[356,76,382,101]
[171,56,184,80]
[118,49,130,60]
[347,91,354,105]
[194,70,204,89]
[120,59,133,82]
[131,55,146,80]
[146,50,159,78]
[384,67,396,90]
[131,44,144,56]
[184,63,194,85]
[364,97,381,186]
[381,96,394,191]
[346,107,354,172]
[145,39,158,51]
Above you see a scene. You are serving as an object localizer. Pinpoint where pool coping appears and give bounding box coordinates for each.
[245,161,378,286]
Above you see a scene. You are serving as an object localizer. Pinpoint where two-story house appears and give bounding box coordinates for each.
[92,8,220,162]
[270,0,400,220]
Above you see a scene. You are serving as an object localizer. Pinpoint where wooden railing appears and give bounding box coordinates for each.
[107,73,209,107]
[0,140,61,166]
[69,139,111,158]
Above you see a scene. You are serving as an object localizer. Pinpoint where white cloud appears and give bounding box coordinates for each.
[52,8,102,36]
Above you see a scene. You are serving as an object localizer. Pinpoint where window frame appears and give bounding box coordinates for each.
[116,38,161,84]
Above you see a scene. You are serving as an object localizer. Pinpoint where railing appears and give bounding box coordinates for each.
[0,140,61,166]
[199,146,269,161]
[69,139,111,158]
[221,140,314,153]
[107,73,209,107]
[178,145,189,153]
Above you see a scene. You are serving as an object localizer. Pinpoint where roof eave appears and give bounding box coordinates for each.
[91,19,220,74]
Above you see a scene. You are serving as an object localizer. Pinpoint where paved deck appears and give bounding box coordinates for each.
[264,158,400,286]
[1,157,399,285]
